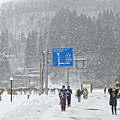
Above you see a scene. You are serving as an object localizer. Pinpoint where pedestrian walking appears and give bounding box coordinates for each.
[77,89,82,102]
[67,86,72,107]
[59,85,67,111]
[104,87,106,94]
[75,89,78,98]
[59,88,62,105]
[83,88,89,99]
[82,88,85,99]
[13,92,18,98]
[108,88,119,115]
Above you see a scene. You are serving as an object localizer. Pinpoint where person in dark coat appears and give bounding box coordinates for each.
[59,85,67,111]
[109,88,119,115]
[77,89,82,102]
[104,87,106,94]
[67,86,72,107]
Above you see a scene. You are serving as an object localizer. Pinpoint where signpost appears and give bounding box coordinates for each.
[52,48,73,67]
[51,48,87,92]
[72,56,87,72]
[52,48,73,87]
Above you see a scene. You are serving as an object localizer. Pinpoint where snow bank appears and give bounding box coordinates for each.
[0,92,59,120]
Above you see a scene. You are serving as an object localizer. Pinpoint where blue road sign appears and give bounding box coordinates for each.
[52,48,73,67]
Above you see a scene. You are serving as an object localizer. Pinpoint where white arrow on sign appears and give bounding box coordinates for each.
[57,53,70,66]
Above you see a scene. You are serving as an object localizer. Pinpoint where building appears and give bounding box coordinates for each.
[82,80,104,89]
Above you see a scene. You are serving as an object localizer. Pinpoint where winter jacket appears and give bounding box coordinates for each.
[77,91,82,96]
[67,89,72,98]
[109,88,119,106]
[83,89,89,96]
[108,88,112,94]
[59,89,67,99]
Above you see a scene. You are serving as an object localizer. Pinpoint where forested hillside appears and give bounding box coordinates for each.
[0,0,120,86]
[49,8,120,85]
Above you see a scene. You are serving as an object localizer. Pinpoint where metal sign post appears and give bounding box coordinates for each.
[52,48,73,87]
[67,67,69,87]
[45,51,48,95]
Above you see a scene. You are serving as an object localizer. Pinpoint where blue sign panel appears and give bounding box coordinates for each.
[52,48,73,67]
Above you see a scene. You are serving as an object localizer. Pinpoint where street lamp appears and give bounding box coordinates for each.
[10,77,13,102]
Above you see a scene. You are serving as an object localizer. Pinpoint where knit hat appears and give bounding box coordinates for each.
[112,88,115,91]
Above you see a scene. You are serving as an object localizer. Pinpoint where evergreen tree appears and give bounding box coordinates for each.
[25,33,31,68]
[25,31,37,68]
[21,31,26,43]
[49,8,120,84]
[0,30,10,79]
[38,33,44,57]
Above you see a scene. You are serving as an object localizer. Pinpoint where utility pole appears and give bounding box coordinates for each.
[41,52,44,94]
[45,51,48,95]
[39,59,42,96]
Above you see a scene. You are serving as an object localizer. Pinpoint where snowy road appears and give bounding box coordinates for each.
[1,89,120,120]
[41,90,120,120]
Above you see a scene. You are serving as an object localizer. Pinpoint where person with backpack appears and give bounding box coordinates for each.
[59,85,67,111]
[67,86,72,107]
[83,88,89,99]
[108,87,119,115]
[77,89,82,102]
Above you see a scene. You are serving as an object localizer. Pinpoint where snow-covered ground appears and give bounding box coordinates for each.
[0,89,120,120]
